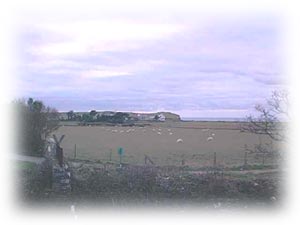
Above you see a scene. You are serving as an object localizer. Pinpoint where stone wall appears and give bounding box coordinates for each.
[45,138,72,195]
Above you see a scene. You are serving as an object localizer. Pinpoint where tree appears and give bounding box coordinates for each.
[14,98,60,156]
[89,110,97,117]
[81,113,93,123]
[75,114,82,121]
[112,112,129,123]
[67,110,75,121]
[241,90,289,142]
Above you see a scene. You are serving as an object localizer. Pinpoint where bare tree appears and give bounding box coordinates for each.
[14,98,60,156]
[241,90,288,142]
[67,110,75,121]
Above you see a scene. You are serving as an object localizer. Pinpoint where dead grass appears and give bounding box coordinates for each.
[53,121,281,167]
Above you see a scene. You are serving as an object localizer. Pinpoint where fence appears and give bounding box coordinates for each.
[64,143,279,172]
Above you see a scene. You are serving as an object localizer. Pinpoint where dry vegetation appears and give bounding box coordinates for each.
[54,121,281,167]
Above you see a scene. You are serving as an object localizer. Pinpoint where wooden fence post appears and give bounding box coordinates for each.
[109,149,112,161]
[144,154,155,165]
[262,153,266,165]
[181,159,185,166]
[181,154,185,166]
[53,134,65,167]
[74,144,77,159]
[57,146,63,167]
[244,151,248,167]
[213,152,217,168]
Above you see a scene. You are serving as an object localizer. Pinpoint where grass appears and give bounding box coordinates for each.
[227,164,279,171]
[54,122,279,168]
[16,161,37,171]
[225,172,256,181]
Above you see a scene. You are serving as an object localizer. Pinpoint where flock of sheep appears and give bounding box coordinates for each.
[100,126,216,144]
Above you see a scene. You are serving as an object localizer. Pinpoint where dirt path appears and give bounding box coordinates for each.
[10,154,46,165]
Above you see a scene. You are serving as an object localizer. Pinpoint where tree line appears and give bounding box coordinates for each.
[65,110,131,123]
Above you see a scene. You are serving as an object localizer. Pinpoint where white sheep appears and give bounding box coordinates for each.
[169,132,173,135]
[207,136,214,141]
[176,138,183,143]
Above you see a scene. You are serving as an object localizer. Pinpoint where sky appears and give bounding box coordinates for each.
[14,9,285,118]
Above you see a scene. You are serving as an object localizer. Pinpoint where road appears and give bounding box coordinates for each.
[10,154,46,165]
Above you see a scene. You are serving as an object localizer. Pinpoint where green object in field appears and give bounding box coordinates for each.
[118,147,124,156]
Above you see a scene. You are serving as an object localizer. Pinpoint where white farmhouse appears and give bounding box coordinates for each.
[157,113,166,121]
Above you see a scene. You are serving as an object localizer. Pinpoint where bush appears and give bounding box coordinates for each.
[14,98,59,156]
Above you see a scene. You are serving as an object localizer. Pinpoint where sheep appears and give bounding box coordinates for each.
[176,138,183,143]
[207,136,213,141]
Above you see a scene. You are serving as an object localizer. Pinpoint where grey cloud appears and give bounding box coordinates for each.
[15,14,284,117]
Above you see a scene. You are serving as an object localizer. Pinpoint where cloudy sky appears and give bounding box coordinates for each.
[15,9,285,117]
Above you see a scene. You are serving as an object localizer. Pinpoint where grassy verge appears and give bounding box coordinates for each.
[227,164,279,171]
[17,161,37,171]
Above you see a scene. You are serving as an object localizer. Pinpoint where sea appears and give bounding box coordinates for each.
[181,117,247,122]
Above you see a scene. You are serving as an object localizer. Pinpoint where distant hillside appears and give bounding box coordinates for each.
[128,111,181,122]
[158,112,181,121]
[59,111,181,123]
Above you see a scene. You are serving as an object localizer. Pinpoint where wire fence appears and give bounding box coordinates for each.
[62,144,280,171]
